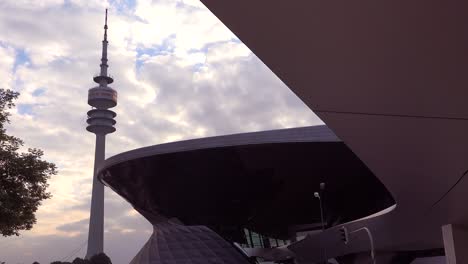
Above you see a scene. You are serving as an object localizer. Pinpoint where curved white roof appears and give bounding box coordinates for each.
[98,125,340,173]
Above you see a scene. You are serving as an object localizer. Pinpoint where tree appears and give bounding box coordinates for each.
[49,254,112,264]
[89,253,111,264]
[0,88,56,236]
[72,258,90,264]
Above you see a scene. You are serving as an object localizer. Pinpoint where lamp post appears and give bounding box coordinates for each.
[314,182,326,230]
[314,182,327,263]
[314,192,325,231]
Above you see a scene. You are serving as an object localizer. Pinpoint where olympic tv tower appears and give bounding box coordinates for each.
[85,9,117,259]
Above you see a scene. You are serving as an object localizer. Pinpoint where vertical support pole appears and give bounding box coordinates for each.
[262,235,271,248]
[86,133,106,259]
[288,228,297,243]
[248,229,254,248]
[442,224,468,264]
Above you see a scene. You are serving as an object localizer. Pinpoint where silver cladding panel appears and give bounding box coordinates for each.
[130,224,251,264]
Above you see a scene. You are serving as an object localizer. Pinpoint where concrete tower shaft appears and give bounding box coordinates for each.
[85,9,117,259]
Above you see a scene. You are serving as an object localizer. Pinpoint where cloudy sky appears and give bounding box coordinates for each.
[0,0,322,263]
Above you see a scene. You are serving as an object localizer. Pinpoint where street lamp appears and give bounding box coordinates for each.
[314,182,326,231]
[314,182,327,263]
[314,192,325,231]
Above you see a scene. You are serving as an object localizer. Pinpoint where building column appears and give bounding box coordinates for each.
[442,224,468,264]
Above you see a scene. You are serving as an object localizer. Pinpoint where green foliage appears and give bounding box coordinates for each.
[50,254,110,264]
[89,253,111,264]
[72,258,90,264]
[0,88,57,236]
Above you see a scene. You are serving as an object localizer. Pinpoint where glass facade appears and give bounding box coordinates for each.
[242,229,290,248]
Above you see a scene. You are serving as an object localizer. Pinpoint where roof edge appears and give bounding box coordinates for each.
[99,125,339,174]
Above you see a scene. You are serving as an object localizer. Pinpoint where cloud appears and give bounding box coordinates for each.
[0,44,15,90]
[0,0,323,264]
[56,219,89,232]
[0,227,151,264]
[0,0,65,10]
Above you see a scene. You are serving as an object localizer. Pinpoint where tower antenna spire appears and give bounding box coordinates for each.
[94,9,113,85]
[104,8,108,41]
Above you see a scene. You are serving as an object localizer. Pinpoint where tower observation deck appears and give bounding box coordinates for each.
[85,9,117,259]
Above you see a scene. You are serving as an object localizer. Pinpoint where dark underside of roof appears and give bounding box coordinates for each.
[100,142,394,243]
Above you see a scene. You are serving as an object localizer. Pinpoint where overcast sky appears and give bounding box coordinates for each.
[0,0,322,263]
